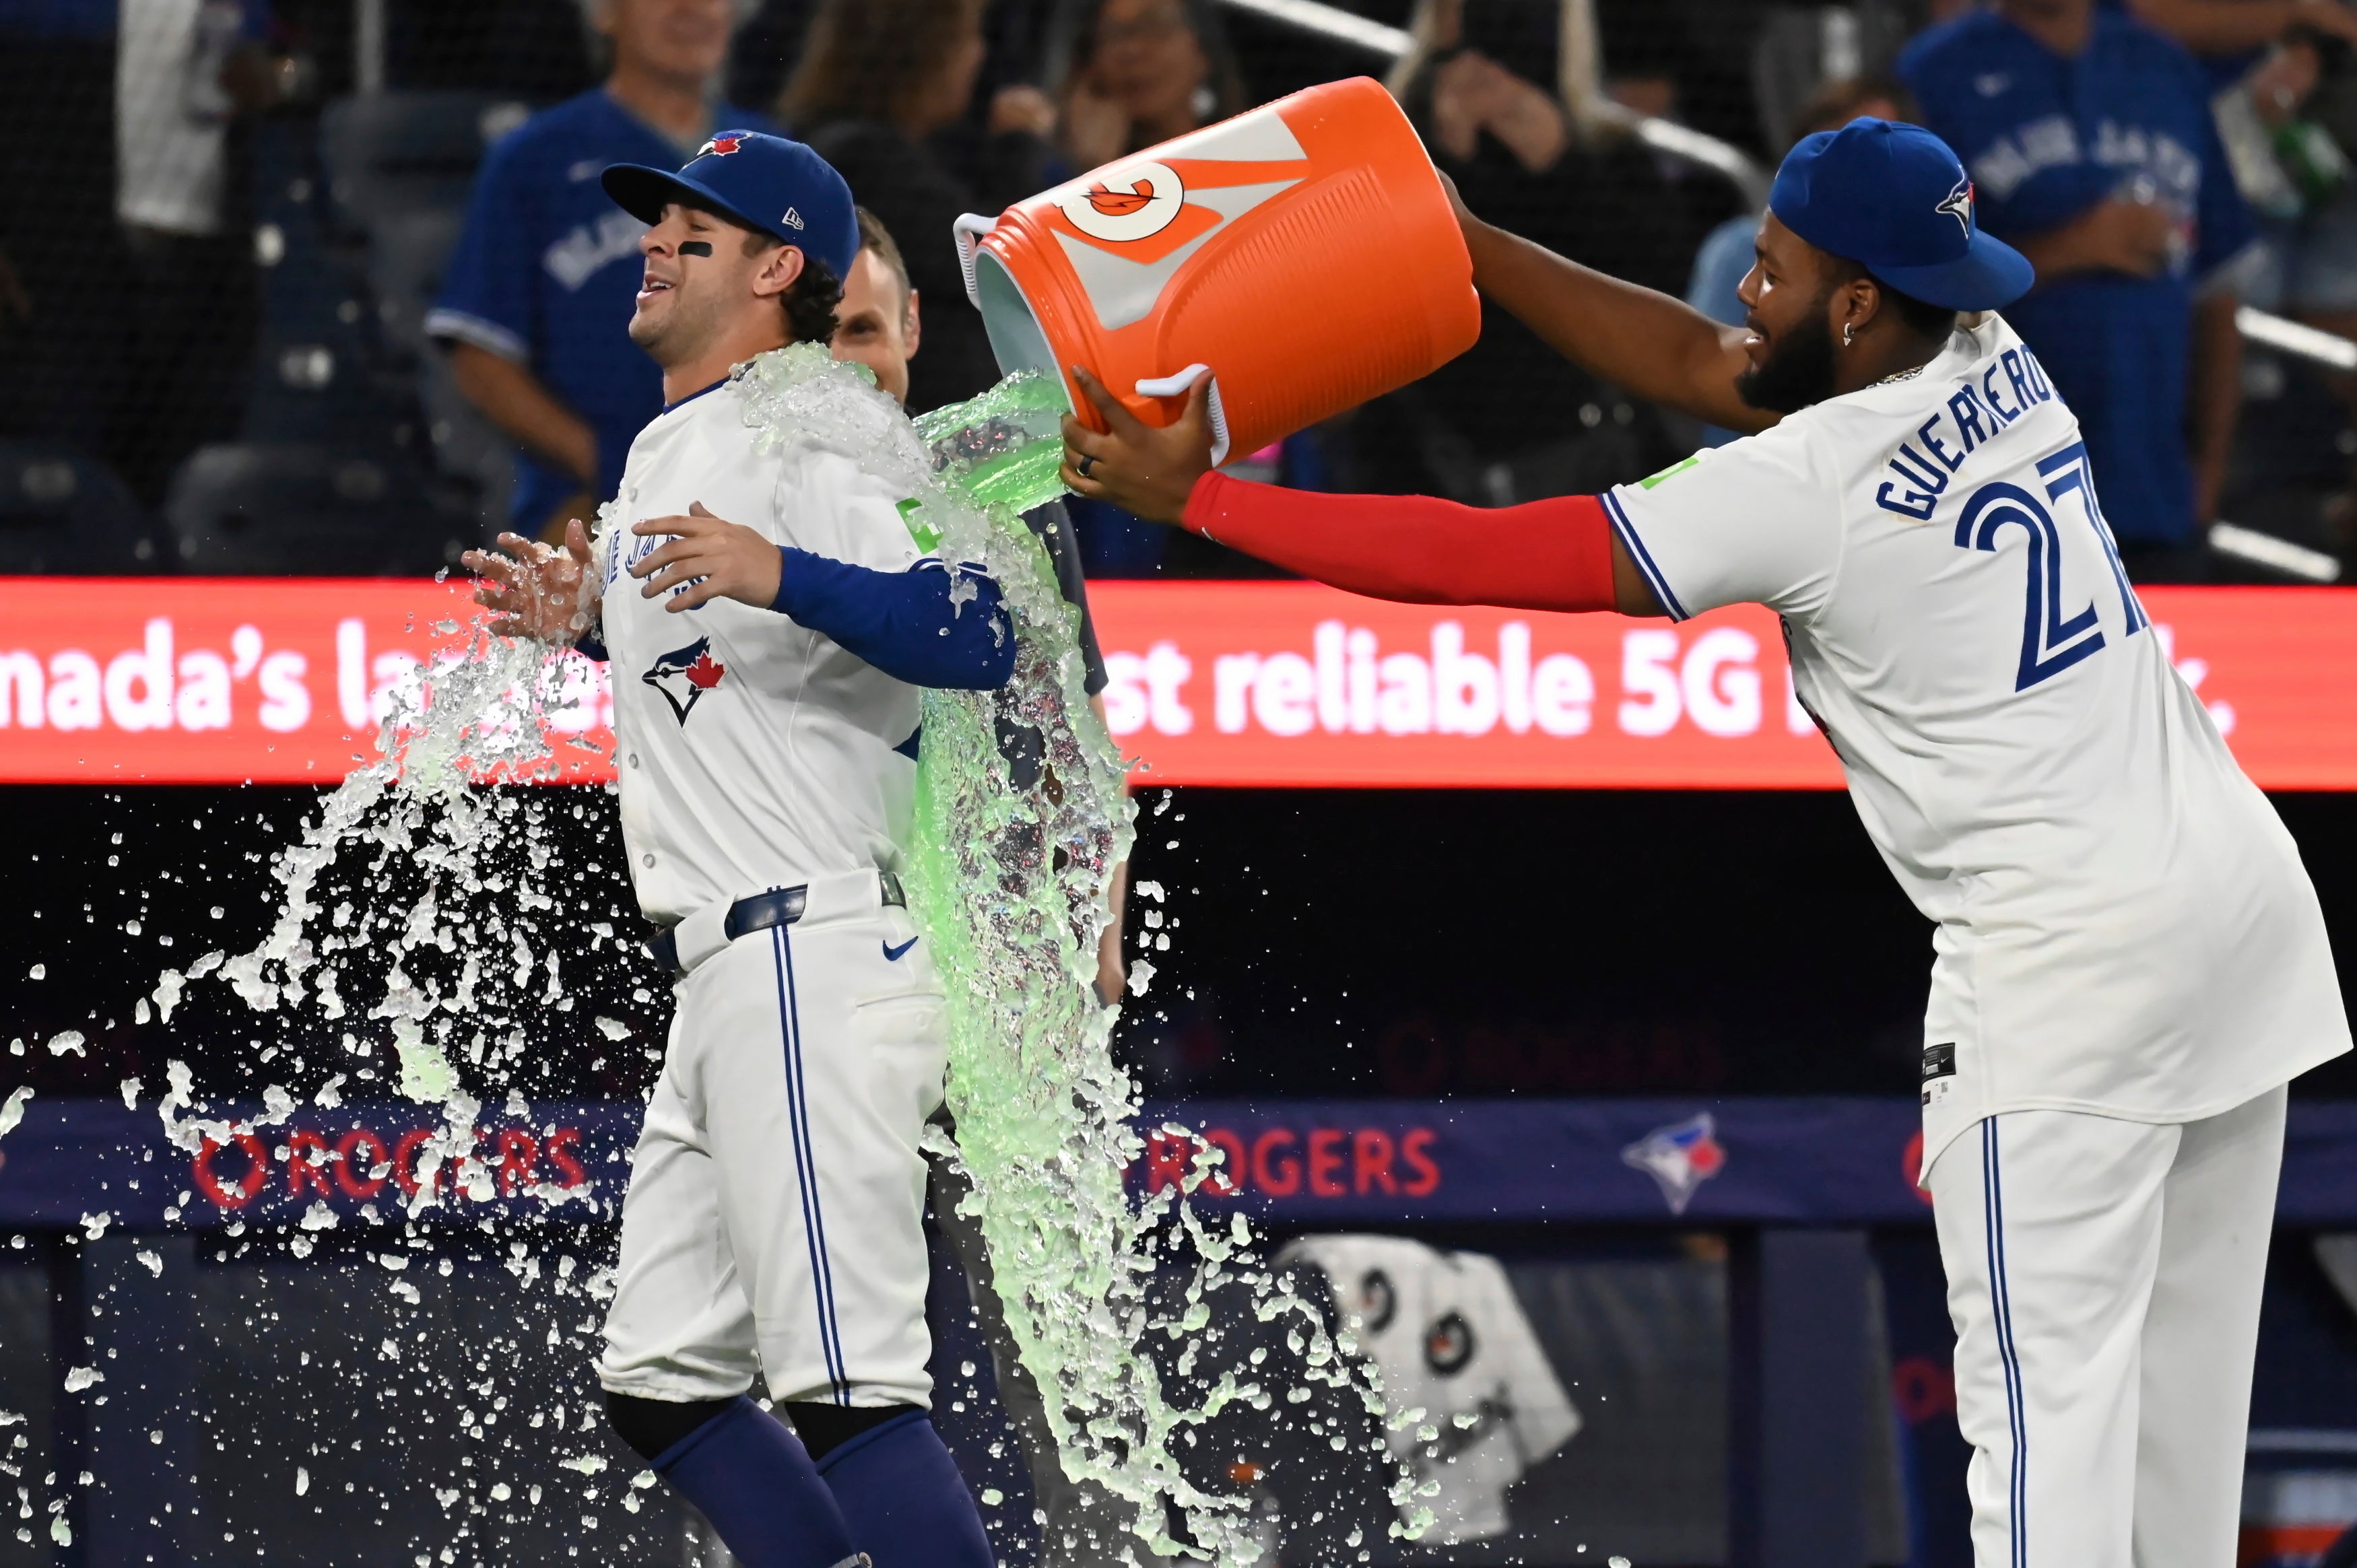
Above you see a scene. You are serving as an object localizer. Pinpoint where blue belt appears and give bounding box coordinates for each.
[650,871,905,976]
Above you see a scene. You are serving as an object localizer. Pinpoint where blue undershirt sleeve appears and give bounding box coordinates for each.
[770,547,1016,691]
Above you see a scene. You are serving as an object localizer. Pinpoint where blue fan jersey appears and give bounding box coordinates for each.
[428,90,779,531]
[1901,9,2257,546]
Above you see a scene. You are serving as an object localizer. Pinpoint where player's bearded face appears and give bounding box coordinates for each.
[1733,280,1840,415]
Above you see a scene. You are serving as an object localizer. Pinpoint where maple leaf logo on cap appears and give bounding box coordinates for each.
[698,133,743,158]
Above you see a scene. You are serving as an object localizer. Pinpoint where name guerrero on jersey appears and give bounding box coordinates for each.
[594,378,926,926]
[1603,314,2349,1167]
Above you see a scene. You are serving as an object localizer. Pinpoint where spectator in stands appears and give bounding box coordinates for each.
[1054,0,1243,173]
[2214,27,2357,559]
[1043,0,1255,575]
[0,0,124,472]
[1687,76,1912,444]
[1329,0,1692,508]
[427,0,772,543]
[1904,0,2260,579]
[2125,0,2357,75]
[781,0,1057,415]
[113,0,287,507]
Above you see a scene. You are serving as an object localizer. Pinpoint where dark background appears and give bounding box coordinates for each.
[8,782,2353,1105]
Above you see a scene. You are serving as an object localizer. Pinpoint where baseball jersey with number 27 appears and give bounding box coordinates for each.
[1603,314,2349,1170]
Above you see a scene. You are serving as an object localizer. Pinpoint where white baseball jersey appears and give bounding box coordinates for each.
[591,366,956,1413]
[1282,1234,1579,1545]
[595,378,927,926]
[1604,314,2349,1169]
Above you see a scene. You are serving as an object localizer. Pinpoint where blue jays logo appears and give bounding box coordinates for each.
[1621,1112,1727,1215]
[697,133,744,158]
[642,636,727,725]
[1937,177,1975,237]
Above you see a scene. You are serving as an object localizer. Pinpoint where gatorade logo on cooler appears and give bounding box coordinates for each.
[1062,162,1189,244]
[1042,111,1314,330]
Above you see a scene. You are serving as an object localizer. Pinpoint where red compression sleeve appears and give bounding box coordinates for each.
[1181,471,1617,613]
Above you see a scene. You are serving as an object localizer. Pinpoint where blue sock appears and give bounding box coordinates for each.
[653,1395,863,1568]
[815,1410,995,1568]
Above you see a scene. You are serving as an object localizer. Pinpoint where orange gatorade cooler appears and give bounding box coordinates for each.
[953,75,1479,465]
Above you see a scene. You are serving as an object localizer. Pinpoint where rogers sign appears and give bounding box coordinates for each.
[192,1118,593,1211]
[1137,1122,1442,1201]
[4,578,2355,788]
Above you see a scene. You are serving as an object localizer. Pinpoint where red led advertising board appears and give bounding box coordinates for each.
[1,578,2354,788]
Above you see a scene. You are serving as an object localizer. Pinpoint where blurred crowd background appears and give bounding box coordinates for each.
[7,0,2357,586]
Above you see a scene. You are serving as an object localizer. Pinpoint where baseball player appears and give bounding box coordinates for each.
[1063,116,2352,1568]
[465,131,1005,1568]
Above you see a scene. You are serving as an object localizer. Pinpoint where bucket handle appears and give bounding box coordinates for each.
[1134,365,1230,467]
[952,213,996,309]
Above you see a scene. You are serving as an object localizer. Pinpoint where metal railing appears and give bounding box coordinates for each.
[2237,304,2357,372]
[2223,310,2352,580]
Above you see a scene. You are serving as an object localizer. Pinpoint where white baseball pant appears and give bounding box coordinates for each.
[599,870,948,1409]
[1927,1084,2288,1568]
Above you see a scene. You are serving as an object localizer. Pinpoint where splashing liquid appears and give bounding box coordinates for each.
[178,344,1405,1563]
[737,347,1285,1560]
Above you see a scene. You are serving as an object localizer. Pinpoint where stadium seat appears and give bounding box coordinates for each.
[312,101,520,532]
[366,207,465,367]
[319,92,529,236]
[1749,4,1915,151]
[164,442,472,576]
[242,117,438,459]
[0,443,158,574]
[360,207,514,529]
[414,349,516,537]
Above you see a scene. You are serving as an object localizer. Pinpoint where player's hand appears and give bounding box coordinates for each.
[463,518,598,644]
[629,501,783,612]
[1060,365,1215,526]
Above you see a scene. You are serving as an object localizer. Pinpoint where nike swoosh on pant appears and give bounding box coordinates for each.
[882,936,919,962]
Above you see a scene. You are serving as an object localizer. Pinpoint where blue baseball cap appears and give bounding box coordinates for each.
[603,130,860,281]
[1768,117,2033,312]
